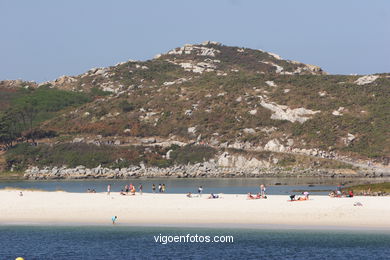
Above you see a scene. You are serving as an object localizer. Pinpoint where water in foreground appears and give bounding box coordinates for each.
[1,226,389,259]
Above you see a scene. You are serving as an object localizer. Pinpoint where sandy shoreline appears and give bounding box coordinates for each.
[1,190,389,229]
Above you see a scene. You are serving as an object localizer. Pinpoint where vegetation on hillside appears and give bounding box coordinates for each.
[4,143,216,171]
[0,43,388,173]
[0,86,90,148]
[342,182,390,193]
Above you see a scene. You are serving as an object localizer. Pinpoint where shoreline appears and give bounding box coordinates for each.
[1,190,390,229]
[2,221,390,232]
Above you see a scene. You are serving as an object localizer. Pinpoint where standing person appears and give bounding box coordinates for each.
[112,216,117,224]
[158,184,162,193]
[260,184,266,197]
[198,186,203,196]
[162,184,166,193]
[139,184,143,195]
[107,184,111,196]
[125,184,129,194]
[152,184,156,193]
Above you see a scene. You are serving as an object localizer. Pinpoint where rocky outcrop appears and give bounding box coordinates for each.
[355,75,379,85]
[167,42,221,57]
[259,98,320,123]
[23,163,363,180]
[0,80,37,89]
[217,152,271,168]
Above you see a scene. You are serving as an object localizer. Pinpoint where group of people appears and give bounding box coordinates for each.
[329,190,354,198]
[152,184,166,193]
[328,184,354,198]
[119,183,142,195]
[105,183,167,195]
[289,191,310,201]
[247,184,267,200]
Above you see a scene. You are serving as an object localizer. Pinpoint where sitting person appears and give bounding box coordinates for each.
[347,190,354,198]
[208,193,219,199]
[130,187,136,195]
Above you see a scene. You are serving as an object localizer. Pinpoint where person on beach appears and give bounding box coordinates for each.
[208,193,219,199]
[289,195,296,201]
[347,190,354,198]
[125,185,129,194]
[187,192,192,198]
[260,184,266,197]
[247,192,255,199]
[162,184,166,193]
[139,184,143,195]
[257,193,267,199]
[158,184,162,193]
[19,191,23,197]
[120,189,126,195]
[303,191,309,199]
[152,184,156,193]
[112,216,117,224]
[107,184,111,195]
[198,186,203,196]
[130,185,136,195]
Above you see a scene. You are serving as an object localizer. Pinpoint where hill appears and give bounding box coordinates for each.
[1,42,389,178]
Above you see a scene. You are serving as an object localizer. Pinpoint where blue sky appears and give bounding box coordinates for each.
[1,0,389,82]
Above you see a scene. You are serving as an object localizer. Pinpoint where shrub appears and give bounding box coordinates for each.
[169,145,216,164]
[119,100,135,112]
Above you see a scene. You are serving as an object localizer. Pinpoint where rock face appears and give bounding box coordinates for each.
[264,139,286,153]
[260,99,320,123]
[355,75,379,85]
[0,80,38,89]
[217,152,271,168]
[167,43,221,57]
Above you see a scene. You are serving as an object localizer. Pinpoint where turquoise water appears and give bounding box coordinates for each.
[0,226,389,259]
[1,177,384,195]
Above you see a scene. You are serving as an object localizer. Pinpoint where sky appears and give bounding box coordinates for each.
[1,0,389,82]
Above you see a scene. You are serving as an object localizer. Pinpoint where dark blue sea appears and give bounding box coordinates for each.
[1,226,389,260]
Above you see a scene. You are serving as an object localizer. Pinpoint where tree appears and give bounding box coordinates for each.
[0,110,21,149]
[16,98,38,144]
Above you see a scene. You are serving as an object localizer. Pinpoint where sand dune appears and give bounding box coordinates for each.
[1,190,389,229]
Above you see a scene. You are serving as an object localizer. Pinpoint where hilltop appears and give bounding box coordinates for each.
[1,42,389,178]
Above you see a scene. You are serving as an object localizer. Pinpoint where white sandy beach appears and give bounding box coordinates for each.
[1,190,389,229]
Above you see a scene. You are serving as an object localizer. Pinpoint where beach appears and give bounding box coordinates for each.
[1,190,389,229]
